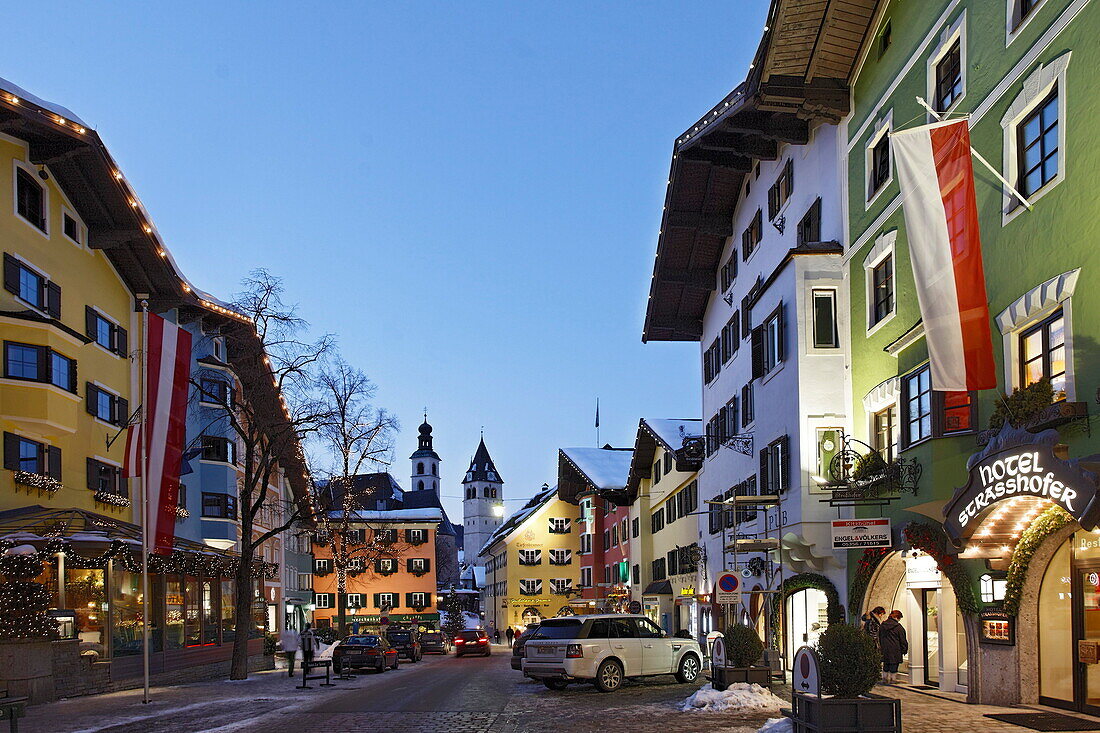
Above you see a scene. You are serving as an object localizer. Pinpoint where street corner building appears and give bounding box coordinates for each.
[0,77,309,701]
[637,0,1100,711]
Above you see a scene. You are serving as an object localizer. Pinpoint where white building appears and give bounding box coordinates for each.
[643,90,852,666]
[462,437,504,568]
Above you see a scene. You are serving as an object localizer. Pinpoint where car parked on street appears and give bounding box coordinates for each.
[420,630,450,655]
[384,627,423,662]
[332,634,400,674]
[454,628,491,657]
[511,623,540,672]
[522,614,702,692]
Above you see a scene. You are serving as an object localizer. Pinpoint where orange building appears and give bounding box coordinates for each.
[311,508,442,630]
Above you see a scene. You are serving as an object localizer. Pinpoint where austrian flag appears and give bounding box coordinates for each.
[891,119,996,392]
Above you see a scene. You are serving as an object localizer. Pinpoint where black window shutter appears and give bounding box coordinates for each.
[35,345,50,383]
[46,445,62,480]
[115,326,128,356]
[777,303,786,362]
[760,448,770,493]
[85,306,98,339]
[424,558,431,571]
[741,297,751,336]
[405,592,414,608]
[87,457,98,490]
[786,158,794,193]
[373,593,381,609]
[3,433,19,470]
[46,282,61,319]
[406,558,414,572]
[751,327,765,378]
[780,435,791,491]
[2,254,19,295]
[375,559,384,573]
[85,383,98,416]
[69,356,77,393]
[117,397,129,427]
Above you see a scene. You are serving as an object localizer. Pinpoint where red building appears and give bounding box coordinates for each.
[557,446,635,613]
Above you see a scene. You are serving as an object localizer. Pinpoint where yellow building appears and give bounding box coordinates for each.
[626,418,705,637]
[480,484,579,637]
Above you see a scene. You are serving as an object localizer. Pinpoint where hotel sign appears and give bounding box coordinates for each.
[944,434,1100,546]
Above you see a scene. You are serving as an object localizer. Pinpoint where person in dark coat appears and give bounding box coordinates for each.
[506,627,515,646]
[862,606,885,646]
[878,610,908,684]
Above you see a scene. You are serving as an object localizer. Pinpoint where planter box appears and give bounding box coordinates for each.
[710,665,772,690]
[791,691,901,733]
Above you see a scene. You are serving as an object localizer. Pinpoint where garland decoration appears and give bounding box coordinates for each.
[1003,504,1072,616]
[94,490,132,508]
[903,521,978,613]
[14,471,63,492]
[847,547,891,619]
[767,572,844,649]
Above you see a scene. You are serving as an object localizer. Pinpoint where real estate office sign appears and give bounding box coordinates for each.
[943,428,1100,547]
[831,519,891,549]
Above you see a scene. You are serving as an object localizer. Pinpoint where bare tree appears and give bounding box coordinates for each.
[191,270,333,680]
[313,358,403,637]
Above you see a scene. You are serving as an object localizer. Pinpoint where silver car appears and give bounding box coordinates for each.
[522,614,703,692]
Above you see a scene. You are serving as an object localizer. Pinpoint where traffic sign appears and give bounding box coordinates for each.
[715,572,742,605]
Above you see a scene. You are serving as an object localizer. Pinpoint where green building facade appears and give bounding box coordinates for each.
[843,0,1100,710]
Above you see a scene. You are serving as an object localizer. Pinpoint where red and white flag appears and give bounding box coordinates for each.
[122,423,141,479]
[143,312,192,555]
[891,119,996,392]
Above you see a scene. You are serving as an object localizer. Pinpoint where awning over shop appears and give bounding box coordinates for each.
[642,580,673,595]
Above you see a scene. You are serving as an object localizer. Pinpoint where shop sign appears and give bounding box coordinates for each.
[905,553,941,588]
[680,587,696,596]
[793,646,821,696]
[944,433,1100,546]
[831,519,891,549]
[978,608,1014,646]
[1079,640,1100,665]
[715,573,742,605]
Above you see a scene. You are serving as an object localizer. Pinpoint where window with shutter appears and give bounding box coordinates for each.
[797,198,822,245]
[15,169,46,232]
[751,327,765,378]
[741,383,754,426]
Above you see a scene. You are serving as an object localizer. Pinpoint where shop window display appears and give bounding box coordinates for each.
[110,567,144,656]
[66,568,106,658]
[220,579,236,642]
[1039,539,1072,704]
[165,576,185,650]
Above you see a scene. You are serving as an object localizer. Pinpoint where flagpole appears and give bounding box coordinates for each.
[913,96,1034,211]
[140,299,151,705]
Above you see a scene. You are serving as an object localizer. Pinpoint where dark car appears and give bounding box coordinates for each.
[420,630,450,655]
[385,627,423,662]
[332,635,399,674]
[455,628,491,657]
[511,624,540,671]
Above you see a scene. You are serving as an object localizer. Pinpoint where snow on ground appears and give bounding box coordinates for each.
[680,683,787,714]
[757,717,794,733]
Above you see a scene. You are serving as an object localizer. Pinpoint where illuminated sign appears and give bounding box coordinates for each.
[831,518,891,549]
[680,587,696,596]
[943,430,1100,546]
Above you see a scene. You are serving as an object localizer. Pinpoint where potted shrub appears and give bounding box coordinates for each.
[791,623,901,733]
[711,624,771,690]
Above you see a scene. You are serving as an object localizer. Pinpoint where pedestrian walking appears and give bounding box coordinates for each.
[280,626,301,677]
[862,606,885,646]
[494,628,500,644]
[300,623,321,671]
[878,610,908,684]
[506,627,514,646]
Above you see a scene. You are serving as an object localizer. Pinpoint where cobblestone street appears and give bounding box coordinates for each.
[21,646,1100,732]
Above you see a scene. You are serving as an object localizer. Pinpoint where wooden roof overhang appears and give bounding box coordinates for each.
[642,0,879,343]
[0,96,189,304]
[556,450,635,508]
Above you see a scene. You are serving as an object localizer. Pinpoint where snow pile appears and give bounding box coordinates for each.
[758,718,794,733]
[680,683,787,714]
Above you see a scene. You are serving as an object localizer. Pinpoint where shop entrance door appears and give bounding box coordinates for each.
[1074,565,1100,715]
[920,589,939,686]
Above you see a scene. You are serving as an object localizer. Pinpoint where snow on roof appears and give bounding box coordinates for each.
[643,418,703,452]
[478,483,558,556]
[560,447,634,490]
[335,508,444,523]
[0,76,87,127]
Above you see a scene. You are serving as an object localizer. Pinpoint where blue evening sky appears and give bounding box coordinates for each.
[4,2,767,521]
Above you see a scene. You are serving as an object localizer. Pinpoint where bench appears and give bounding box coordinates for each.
[296,660,335,689]
[0,697,28,733]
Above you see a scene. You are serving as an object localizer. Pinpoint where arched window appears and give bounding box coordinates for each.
[433,481,437,491]
[484,487,491,498]
[417,462,424,475]
[432,463,437,476]
[417,480,424,491]
[491,488,497,498]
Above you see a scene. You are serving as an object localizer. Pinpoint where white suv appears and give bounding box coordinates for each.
[521,614,702,692]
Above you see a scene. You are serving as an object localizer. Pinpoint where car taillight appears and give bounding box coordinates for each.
[455,639,464,644]
[478,639,487,644]
[566,644,583,658]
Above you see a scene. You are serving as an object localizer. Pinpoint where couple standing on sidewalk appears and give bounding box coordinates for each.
[862,606,908,685]
[279,625,322,676]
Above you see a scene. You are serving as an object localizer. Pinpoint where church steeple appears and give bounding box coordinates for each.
[410,413,440,495]
[462,435,504,565]
[463,437,502,484]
